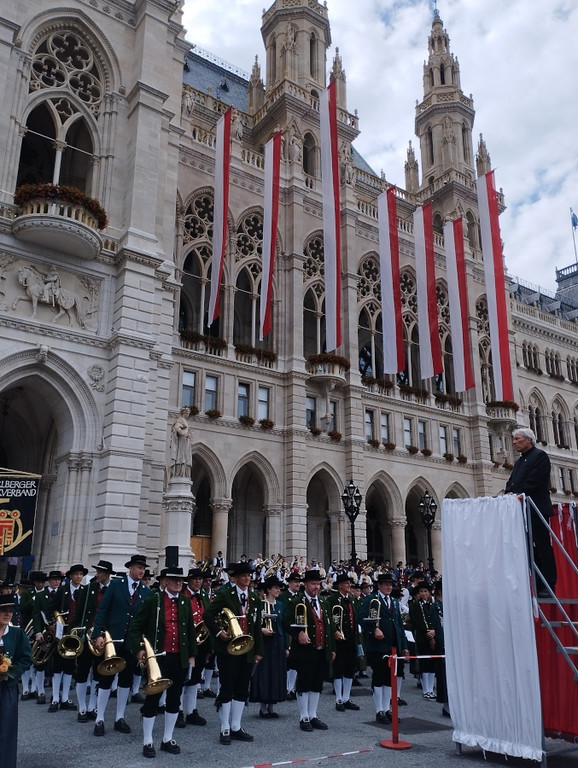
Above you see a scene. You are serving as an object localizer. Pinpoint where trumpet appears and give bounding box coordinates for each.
[332,604,344,635]
[97,630,127,676]
[57,626,85,659]
[141,636,172,695]
[291,601,308,638]
[218,607,254,656]
[364,598,381,624]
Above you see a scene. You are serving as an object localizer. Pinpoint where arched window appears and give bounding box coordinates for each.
[303,132,316,177]
[440,63,446,85]
[433,212,444,234]
[436,284,456,395]
[462,124,470,164]
[466,211,478,251]
[309,33,317,78]
[303,233,326,356]
[426,127,434,167]
[357,254,384,379]
[528,395,547,444]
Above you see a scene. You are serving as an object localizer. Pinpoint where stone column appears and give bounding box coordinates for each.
[328,509,344,562]
[163,476,195,570]
[390,519,407,567]
[211,498,232,559]
[264,506,283,555]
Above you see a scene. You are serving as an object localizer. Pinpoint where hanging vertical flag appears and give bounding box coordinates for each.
[259,130,282,340]
[476,170,514,401]
[414,202,443,379]
[444,218,475,392]
[208,107,232,325]
[378,187,404,373]
[320,79,342,352]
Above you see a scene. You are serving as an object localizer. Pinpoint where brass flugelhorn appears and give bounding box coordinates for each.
[86,629,104,656]
[291,601,309,638]
[195,620,210,645]
[219,607,254,655]
[97,630,127,675]
[141,636,172,695]
[261,600,275,633]
[332,604,344,635]
[364,597,381,624]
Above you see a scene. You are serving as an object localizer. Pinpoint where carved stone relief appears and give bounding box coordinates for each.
[2,258,100,330]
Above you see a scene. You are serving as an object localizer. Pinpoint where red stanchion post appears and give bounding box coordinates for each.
[380,647,411,750]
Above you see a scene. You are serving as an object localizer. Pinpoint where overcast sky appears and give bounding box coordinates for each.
[181,0,578,294]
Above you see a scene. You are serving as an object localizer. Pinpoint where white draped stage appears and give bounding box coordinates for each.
[442,495,543,761]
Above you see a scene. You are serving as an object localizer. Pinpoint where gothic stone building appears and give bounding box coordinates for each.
[1,0,577,574]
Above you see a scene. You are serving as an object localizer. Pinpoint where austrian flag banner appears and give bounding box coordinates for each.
[476,171,514,401]
[378,187,404,374]
[208,107,232,325]
[320,80,342,352]
[414,202,442,379]
[444,218,475,392]
[259,131,282,340]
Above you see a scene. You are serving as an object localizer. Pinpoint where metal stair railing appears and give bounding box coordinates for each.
[524,495,578,680]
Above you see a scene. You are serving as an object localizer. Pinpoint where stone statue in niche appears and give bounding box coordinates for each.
[169,407,193,479]
[231,110,244,141]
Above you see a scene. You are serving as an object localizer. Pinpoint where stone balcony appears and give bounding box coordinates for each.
[305,354,350,386]
[13,199,103,259]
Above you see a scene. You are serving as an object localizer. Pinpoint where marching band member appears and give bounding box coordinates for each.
[359,572,408,723]
[203,561,263,745]
[278,571,301,700]
[326,572,361,712]
[249,575,287,718]
[91,554,151,737]
[130,563,197,758]
[181,567,210,726]
[286,570,335,732]
[31,570,62,705]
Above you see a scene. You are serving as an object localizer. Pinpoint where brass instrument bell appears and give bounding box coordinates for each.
[141,636,172,695]
[97,630,127,675]
[219,607,254,655]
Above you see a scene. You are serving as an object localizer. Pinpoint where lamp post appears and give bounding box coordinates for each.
[418,490,438,578]
[341,479,362,569]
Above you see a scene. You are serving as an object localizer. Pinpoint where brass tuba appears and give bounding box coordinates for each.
[141,636,172,695]
[219,607,254,655]
[264,554,284,579]
[57,627,85,659]
[97,630,127,676]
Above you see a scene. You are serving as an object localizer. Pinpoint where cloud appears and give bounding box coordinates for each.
[182,0,578,292]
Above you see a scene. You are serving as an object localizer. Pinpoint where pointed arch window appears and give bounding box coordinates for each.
[426,127,434,167]
[462,124,470,164]
[303,132,317,177]
[309,33,317,78]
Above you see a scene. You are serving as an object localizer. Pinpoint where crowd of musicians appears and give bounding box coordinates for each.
[0,552,447,762]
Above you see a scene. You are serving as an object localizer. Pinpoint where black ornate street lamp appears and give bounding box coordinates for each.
[341,479,363,568]
[418,490,438,577]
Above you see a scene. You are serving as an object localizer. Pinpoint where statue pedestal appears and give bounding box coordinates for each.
[162,477,195,569]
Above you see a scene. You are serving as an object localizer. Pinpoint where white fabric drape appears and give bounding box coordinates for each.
[442,495,543,761]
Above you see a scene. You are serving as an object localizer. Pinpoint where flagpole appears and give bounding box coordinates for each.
[570,208,578,264]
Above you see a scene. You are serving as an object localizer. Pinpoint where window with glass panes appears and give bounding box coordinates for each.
[403,417,413,448]
[418,420,427,450]
[182,371,196,408]
[380,412,390,444]
[238,382,250,417]
[365,410,375,440]
[205,375,218,411]
[258,386,270,421]
[328,400,337,432]
[306,396,317,428]
[439,425,448,455]
[452,427,461,456]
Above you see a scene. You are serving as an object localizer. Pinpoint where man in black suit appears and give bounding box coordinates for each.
[505,427,557,595]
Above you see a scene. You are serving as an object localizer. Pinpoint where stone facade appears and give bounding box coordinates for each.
[1,1,577,575]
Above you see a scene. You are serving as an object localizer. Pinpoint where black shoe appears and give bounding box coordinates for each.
[344,700,360,711]
[300,718,313,732]
[231,728,253,741]
[94,720,105,736]
[88,709,98,720]
[376,711,389,723]
[160,740,181,754]
[203,688,216,698]
[60,700,77,710]
[186,709,206,726]
[114,718,131,733]
[143,743,156,758]
[36,693,46,705]
[286,690,297,701]
[386,710,399,722]
[397,697,408,706]
[77,711,89,723]
[351,678,362,687]
[220,730,231,745]
[335,701,345,712]
[310,717,328,730]
[21,691,30,701]
[131,692,146,704]
[48,701,59,712]
[175,711,186,728]
[259,710,273,718]
[29,690,38,699]
[196,689,204,699]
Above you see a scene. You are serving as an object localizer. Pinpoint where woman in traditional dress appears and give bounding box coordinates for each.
[249,576,287,717]
[0,592,32,768]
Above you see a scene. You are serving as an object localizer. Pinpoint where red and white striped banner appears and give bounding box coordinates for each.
[208,107,232,325]
[259,131,282,340]
[379,187,404,374]
[444,218,475,392]
[414,202,442,379]
[320,79,342,352]
[476,171,514,401]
